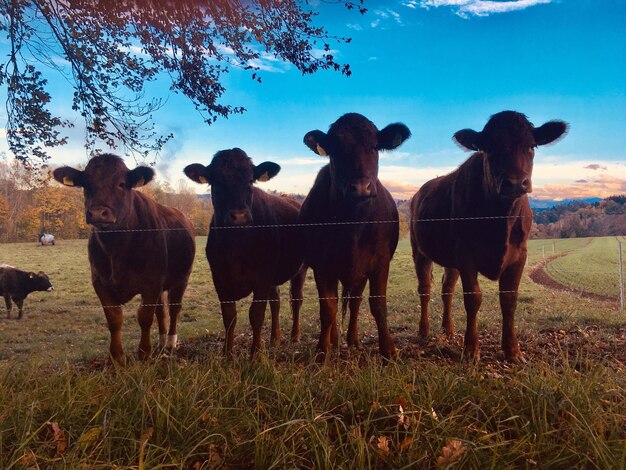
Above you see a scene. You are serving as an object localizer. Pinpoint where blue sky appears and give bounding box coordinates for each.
[1,0,625,200]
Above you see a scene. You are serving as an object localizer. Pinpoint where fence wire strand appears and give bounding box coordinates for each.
[87,214,534,234]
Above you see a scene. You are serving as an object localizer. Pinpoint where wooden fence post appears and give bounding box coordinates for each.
[619,240,624,311]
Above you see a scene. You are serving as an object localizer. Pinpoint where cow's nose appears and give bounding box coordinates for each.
[227,209,251,225]
[348,178,374,198]
[87,207,116,225]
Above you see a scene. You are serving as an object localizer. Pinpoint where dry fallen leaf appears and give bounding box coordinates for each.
[46,421,68,456]
[436,439,466,467]
[372,435,390,456]
[397,404,411,430]
[19,448,37,467]
[399,436,414,452]
[77,426,102,449]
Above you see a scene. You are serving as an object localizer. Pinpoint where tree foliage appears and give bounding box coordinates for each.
[532,196,626,239]
[0,0,364,167]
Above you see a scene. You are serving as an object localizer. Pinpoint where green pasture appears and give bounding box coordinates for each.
[0,236,625,468]
[532,237,625,298]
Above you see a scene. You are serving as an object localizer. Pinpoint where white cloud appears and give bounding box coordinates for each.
[272,157,322,166]
[370,8,404,27]
[310,48,339,60]
[415,0,553,18]
[246,58,287,73]
[346,23,363,31]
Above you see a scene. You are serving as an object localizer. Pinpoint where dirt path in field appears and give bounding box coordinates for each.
[527,247,619,304]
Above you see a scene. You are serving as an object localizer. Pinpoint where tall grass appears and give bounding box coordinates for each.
[1,237,625,468]
[0,354,624,469]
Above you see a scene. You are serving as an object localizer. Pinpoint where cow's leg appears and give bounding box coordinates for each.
[499,254,526,362]
[459,268,481,361]
[346,278,367,348]
[289,266,306,343]
[166,281,189,353]
[369,265,397,360]
[414,252,433,338]
[137,292,160,360]
[155,291,167,350]
[441,268,460,337]
[95,288,125,364]
[314,272,339,363]
[249,289,269,358]
[4,295,12,319]
[269,286,281,347]
[220,299,237,359]
[15,298,24,320]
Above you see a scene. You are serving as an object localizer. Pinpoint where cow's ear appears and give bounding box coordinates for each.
[127,166,155,188]
[184,163,212,185]
[453,129,482,152]
[52,166,85,187]
[534,120,568,146]
[377,123,411,150]
[254,162,281,182]
[303,130,330,157]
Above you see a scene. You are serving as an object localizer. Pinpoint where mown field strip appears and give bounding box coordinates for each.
[540,237,624,298]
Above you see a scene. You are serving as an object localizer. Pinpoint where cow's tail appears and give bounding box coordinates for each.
[341,285,349,324]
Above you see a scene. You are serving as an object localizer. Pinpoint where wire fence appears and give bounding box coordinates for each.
[80,214,534,234]
[1,217,625,312]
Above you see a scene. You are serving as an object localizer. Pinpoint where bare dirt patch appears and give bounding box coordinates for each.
[164,323,626,373]
[528,254,618,303]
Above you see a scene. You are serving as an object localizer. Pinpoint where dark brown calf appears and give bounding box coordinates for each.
[0,264,53,319]
[299,113,410,361]
[184,148,306,358]
[410,111,567,361]
[53,154,195,364]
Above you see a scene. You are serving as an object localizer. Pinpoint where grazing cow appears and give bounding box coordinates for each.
[410,111,567,361]
[0,264,53,319]
[39,232,55,246]
[184,148,306,358]
[299,113,410,361]
[53,154,195,364]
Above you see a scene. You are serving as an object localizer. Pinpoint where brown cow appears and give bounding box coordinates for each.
[299,113,410,361]
[0,264,53,319]
[410,111,567,361]
[184,148,306,358]
[53,154,196,363]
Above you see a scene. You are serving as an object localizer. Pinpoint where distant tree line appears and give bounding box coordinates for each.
[1,162,623,243]
[0,159,212,243]
[531,196,626,239]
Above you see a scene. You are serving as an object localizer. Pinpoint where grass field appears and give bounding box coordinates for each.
[536,237,626,298]
[0,236,625,468]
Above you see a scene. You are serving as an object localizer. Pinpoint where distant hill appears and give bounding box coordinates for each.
[532,195,626,239]
[529,197,602,209]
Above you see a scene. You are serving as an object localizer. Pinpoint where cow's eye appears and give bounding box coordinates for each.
[118,182,126,189]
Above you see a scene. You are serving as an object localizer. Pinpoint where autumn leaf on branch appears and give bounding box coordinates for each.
[0,0,364,167]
